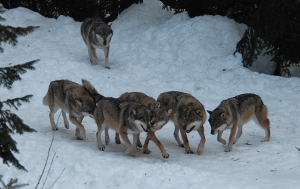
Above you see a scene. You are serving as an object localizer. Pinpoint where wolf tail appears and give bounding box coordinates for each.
[43,92,49,106]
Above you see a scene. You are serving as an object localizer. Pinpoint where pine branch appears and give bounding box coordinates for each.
[0,59,39,89]
[0,25,39,52]
[2,95,33,110]
[0,175,29,189]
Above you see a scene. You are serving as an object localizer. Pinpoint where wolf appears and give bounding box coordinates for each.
[157,91,206,155]
[81,17,113,69]
[43,79,103,140]
[207,93,270,152]
[116,92,172,158]
[94,97,152,157]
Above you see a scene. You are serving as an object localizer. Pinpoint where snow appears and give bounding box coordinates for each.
[1,0,300,188]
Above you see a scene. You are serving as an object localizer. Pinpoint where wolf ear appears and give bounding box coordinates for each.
[76,100,82,107]
[156,102,161,108]
[167,109,172,116]
[207,110,213,114]
[131,109,136,116]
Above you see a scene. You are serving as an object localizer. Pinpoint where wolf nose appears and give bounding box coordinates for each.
[183,125,187,130]
[211,130,214,135]
[150,121,155,127]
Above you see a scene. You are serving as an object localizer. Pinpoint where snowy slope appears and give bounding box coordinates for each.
[1,0,300,188]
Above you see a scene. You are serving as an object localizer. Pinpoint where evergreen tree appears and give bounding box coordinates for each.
[0,3,38,171]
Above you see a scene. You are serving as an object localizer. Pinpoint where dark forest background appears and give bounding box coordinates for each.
[1,0,300,76]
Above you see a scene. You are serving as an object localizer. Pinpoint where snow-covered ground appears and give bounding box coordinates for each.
[1,0,300,188]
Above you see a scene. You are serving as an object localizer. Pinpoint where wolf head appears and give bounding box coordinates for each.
[179,106,206,133]
[207,110,231,135]
[74,97,96,118]
[95,24,113,47]
[128,105,152,133]
[150,102,172,129]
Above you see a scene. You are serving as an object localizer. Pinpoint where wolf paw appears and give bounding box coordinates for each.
[106,66,111,69]
[197,149,203,155]
[179,143,184,148]
[163,153,170,159]
[125,148,133,154]
[225,146,232,152]
[98,146,105,151]
[52,127,58,131]
[262,139,270,142]
[186,149,194,154]
[143,149,151,154]
[64,124,69,129]
[219,139,226,145]
[105,137,110,145]
[137,142,143,148]
[115,139,121,144]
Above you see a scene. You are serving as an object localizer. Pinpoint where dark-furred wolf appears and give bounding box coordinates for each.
[94,97,152,157]
[157,91,207,155]
[43,79,103,140]
[81,17,113,69]
[207,93,270,152]
[116,92,172,158]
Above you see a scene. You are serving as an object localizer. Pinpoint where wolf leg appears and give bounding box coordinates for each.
[137,133,142,148]
[197,126,206,155]
[104,46,110,69]
[96,122,106,151]
[143,135,151,154]
[217,131,226,145]
[115,132,121,144]
[69,114,86,140]
[105,127,110,145]
[49,103,59,131]
[132,134,139,157]
[147,129,169,158]
[89,45,97,65]
[174,124,184,147]
[61,111,69,129]
[233,125,243,144]
[120,132,133,154]
[179,126,193,154]
[255,105,271,142]
[226,123,238,152]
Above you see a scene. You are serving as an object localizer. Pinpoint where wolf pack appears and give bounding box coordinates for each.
[42,17,271,158]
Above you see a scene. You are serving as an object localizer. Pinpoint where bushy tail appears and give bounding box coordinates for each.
[82,79,104,103]
[43,92,49,106]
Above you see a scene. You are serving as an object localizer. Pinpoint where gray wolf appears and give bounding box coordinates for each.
[157,91,206,155]
[207,93,270,152]
[43,79,103,140]
[81,17,113,69]
[117,92,172,158]
[94,97,152,157]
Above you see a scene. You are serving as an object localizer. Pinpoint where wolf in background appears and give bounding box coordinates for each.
[94,97,152,157]
[43,79,103,140]
[117,92,172,158]
[81,17,113,69]
[157,91,206,155]
[207,93,270,152]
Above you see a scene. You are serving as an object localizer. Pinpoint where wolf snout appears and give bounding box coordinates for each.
[211,130,215,135]
[150,121,155,127]
[183,125,187,130]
